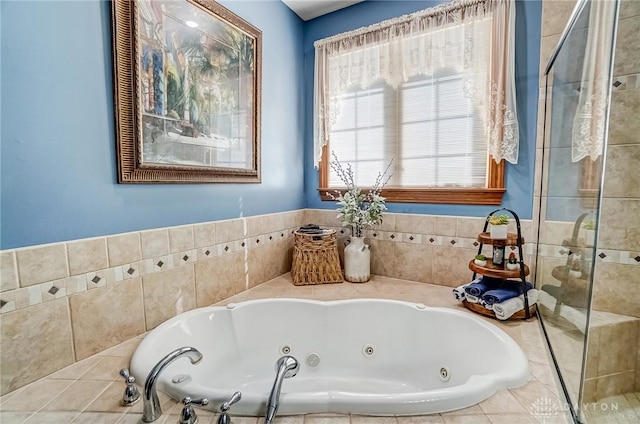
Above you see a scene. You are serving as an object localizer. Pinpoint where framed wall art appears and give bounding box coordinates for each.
[111,0,262,183]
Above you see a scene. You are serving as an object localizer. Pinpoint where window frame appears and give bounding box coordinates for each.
[317,70,507,206]
[318,145,506,205]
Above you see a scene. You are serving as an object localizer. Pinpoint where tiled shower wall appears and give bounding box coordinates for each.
[0,208,535,396]
[536,0,640,402]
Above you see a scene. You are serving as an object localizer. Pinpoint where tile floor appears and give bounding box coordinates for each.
[0,274,583,424]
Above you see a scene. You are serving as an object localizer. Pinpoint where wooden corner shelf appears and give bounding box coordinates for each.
[468,260,530,279]
[477,232,524,246]
[463,209,535,320]
[463,299,537,320]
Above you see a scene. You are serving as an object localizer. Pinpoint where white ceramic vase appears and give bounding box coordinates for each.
[344,236,371,283]
[490,224,508,239]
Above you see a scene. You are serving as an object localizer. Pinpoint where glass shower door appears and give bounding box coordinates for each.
[537,0,618,421]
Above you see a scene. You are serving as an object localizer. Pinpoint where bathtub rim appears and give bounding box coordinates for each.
[130,297,531,416]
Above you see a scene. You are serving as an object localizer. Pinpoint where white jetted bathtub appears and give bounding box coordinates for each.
[130,298,530,416]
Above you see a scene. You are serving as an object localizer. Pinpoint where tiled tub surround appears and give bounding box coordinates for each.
[0,209,537,397]
[0,210,305,396]
[0,275,576,424]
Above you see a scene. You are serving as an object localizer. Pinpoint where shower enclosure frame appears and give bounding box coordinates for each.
[536,0,620,422]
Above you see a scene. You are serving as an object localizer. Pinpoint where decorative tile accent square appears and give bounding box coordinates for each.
[40,282,55,301]
[425,235,442,246]
[86,269,115,289]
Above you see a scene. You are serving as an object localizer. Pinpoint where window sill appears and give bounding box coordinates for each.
[318,187,506,205]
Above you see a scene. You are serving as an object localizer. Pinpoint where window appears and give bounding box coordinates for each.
[314,0,517,205]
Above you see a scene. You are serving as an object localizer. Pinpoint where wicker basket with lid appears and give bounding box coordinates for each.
[291,229,343,285]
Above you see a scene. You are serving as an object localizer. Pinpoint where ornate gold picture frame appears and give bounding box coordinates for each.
[111,0,261,183]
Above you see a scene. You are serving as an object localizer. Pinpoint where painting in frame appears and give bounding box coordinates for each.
[111,0,262,183]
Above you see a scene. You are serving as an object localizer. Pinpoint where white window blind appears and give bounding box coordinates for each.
[330,69,488,188]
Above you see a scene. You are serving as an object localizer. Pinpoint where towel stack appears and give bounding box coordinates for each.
[452,276,537,320]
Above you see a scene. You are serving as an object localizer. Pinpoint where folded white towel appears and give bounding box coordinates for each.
[452,284,467,301]
[493,289,538,320]
[452,278,481,302]
[466,293,480,304]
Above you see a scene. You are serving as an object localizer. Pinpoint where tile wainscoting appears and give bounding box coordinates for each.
[5,208,636,398]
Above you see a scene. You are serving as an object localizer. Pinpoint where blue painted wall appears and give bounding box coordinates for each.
[0,0,305,249]
[303,0,542,220]
[1,0,541,250]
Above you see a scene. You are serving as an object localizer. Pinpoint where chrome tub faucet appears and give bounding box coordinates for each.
[142,346,203,423]
[264,356,299,424]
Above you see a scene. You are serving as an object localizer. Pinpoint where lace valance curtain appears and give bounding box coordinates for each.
[313,0,519,167]
[571,0,616,162]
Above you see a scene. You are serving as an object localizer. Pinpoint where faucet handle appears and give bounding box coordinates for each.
[119,368,140,406]
[220,391,242,412]
[183,396,209,407]
[178,397,209,424]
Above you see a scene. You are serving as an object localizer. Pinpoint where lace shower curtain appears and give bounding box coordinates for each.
[313,0,519,167]
[571,0,617,162]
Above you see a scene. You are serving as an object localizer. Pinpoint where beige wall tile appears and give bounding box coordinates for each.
[195,252,246,308]
[0,251,18,292]
[584,326,600,379]
[107,233,141,267]
[0,298,74,395]
[140,229,169,259]
[394,243,432,284]
[169,225,194,253]
[603,145,640,199]
[603,145,640,198]
[595,370,636,400]
[542,0,578,37]
[434,216,457,237]
[597,320,639,375]
[432,246,475,287]
[608,89,640,146]
[394,213,435,235]
[621,0,640,18]
[592,261,640,317]
[16,244,68,287]
[582,377,597,403]
[142,265,196,330]
[193,222,216,248]
[69,279,145,360]
[376,212,395,232]
[614,16,640,76]
[246,214,272,237]
[637,335,640,391]
[597,198,640,251]
[215,219,236,244]
[455,217,486,238]
[369,239,395,277]
[67,238,108,276]
[266,240,293,281]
